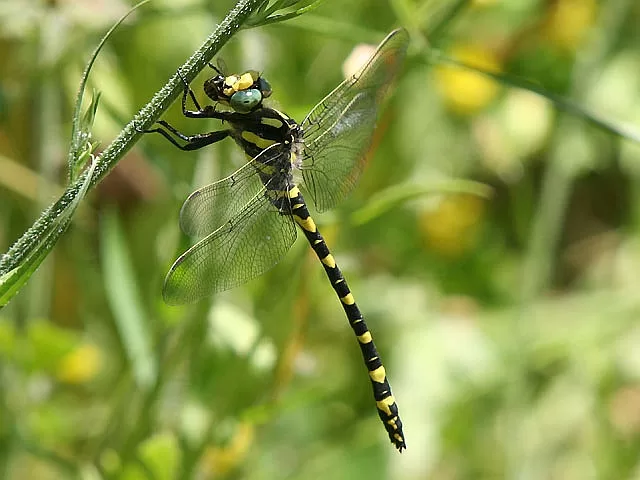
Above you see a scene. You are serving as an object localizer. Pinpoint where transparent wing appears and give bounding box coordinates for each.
[300,28,409,212]
[163,189,297,305]
[180,143,283,237]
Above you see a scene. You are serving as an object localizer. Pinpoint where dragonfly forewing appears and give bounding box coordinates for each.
[302,92,377,211]
[301,28,409,212]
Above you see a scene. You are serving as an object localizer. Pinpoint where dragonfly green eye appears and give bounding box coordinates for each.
[230,89,262,113]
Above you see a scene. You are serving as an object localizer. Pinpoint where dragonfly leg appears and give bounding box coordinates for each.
[145,120,230,151]
[175,70,232,121]
[181,104,232,121]
[207,61,223,75]
[176,70,203,114]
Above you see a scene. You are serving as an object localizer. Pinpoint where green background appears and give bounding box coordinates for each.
[2,0,640,478]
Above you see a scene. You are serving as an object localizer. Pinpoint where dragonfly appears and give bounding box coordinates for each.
[146,28,409,451]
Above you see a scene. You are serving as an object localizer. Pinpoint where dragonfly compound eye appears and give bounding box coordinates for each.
[230,89,262,113]
[257,77,272,98]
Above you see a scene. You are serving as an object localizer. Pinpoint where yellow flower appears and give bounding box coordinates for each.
[543,0,597,51]
[201,422,254,476]
[435,44,502,115]
[56,343,102,384]
[419,194,486,257]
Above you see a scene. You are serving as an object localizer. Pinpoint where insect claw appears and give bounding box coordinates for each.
[176,70,190,89]
[134,120,150,134]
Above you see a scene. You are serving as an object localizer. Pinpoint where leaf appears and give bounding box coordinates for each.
[350,180,493,226]
[0,154,97,307]
[0,2,151,307]
[67,1,151,182]
[248,0,323,27]
[137,433,181,480]
[69,90,102,183]
[100,209,157,389]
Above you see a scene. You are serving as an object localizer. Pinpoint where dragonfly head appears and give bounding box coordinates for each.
[204,70,272,114]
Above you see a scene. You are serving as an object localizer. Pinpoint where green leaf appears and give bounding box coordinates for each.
[100,209,157,389]
[67,1,150,182]
[248,0,323,27]
[0,155,97,307]
[0,3,148,307]
[69,90,101,183]
[137,433,181,480]
[25,321,79,373]
[350,180,493,226]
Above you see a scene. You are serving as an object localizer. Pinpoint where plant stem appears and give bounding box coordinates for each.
[0,0,268,276]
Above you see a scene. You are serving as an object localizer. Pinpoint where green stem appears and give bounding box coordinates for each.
[0,0,268,276]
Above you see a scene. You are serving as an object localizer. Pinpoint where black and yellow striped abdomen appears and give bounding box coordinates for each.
[286,185,406,451]
[234,110,406,450]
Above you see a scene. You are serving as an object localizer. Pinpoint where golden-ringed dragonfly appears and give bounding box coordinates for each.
[146,28,409,451]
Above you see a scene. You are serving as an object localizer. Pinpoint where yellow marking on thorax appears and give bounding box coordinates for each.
[241,131,276,150]
[321,254,336,268]
[261,117,284,128]
[368,365,386,384]
[357,331,372,344]
[294,215,317,233]
[288,186,300,198]
[340,293,355,305]
[376,396,396,416]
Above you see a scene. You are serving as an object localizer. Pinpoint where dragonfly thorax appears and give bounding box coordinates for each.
[228,107,300,164]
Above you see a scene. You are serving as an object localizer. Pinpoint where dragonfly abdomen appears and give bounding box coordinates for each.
[287,186,406,451]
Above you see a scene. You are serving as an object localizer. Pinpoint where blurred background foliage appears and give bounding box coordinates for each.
[2,0,640,478]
